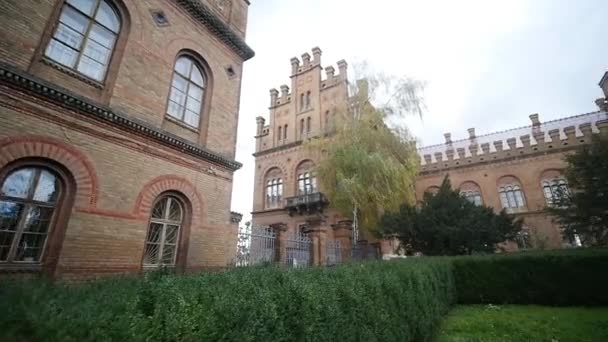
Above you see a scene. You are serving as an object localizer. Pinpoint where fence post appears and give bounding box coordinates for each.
[332,220,353,263]
[308,225,328,266]
[271,223,289,265]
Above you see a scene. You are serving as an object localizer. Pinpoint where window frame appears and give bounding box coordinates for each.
[542,178,570,207]
[0,160,75,275]
[165,54,208,130]
[143,195,185,268]
[42,0,122,84]
[499,184,526,210]
[265,177,283,208]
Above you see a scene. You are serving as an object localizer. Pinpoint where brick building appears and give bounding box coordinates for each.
[251,50,608,261]
[0,0,253,278]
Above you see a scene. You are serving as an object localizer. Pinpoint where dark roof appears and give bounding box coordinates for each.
[175,0,255,61]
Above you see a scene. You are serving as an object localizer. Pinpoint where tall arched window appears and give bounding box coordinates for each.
[144,196,183,267]
[264,168,283,208]
[283,124,288,140]
[278,126,283,142]
[167,56,207,128]
[306,117,311,133]
[305,91,311,109]
[44,0,121,82]
[296,161,316,195]
[459,181,483,206]
[0,167,61,263]
[542,178,569,206]
[300,118,305,136]
[499,185,526,209]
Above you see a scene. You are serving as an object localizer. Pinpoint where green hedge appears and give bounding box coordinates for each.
[453,249,608,305]
[2,249,607,341]
[0,259,454,342]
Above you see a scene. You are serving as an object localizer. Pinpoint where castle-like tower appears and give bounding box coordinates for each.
[251,48,354,265]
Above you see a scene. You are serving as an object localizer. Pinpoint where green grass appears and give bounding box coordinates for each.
[435,305,608,342]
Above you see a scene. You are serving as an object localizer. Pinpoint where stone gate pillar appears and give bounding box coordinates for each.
[270,223,288,264]
[332,220,353,263]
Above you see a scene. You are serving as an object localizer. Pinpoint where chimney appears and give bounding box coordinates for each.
[269,88,279,106]
[529,113,540,126]
[325,66,335,82]
[337,59,348,80]
[280,84,289,98]
[256,116,265,136]
[290,57,300,75]
[468,128,476,140]
[312,47,322,65]
[301,53,311,68]
[444,133,452,145]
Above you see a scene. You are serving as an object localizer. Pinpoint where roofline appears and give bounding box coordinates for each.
[174,0,255,61]
[600,71,608,87]
[417,110,603,151]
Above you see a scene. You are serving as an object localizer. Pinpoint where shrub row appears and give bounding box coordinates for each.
[0,259,454,342]
[453,249,608,305]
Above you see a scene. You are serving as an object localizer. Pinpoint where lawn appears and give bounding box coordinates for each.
[435,305,608,342]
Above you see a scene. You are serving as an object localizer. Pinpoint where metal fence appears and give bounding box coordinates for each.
[236,226,276,266]
[237,225,378,267]
[326,240,342,266]
[286,232,313,268]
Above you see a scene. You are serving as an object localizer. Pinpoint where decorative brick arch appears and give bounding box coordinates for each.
[133,175,204,222]
[259,164,288,185]
[0,135,98,207]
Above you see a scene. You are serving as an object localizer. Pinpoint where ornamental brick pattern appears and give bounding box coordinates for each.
[0,0,252,278]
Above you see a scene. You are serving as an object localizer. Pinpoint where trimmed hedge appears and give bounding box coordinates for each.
[0,259,454,342]
[1,249,607,341]
[453,249,608,305]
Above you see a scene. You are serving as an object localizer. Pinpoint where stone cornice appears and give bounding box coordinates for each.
[253,140,303,157]
[0,63,242,171]
[174,0,255,61]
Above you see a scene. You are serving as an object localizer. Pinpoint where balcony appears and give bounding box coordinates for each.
[285,192,329,216]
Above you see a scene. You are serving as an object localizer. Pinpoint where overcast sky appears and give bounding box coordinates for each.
[231,0,607,223]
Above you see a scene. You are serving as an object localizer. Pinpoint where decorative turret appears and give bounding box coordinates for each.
[269,88,279,107]
[256,116,265,136]
[337,59,348,80]
[597,72,608,111]
[301,52,311,68]
[312,47,322,65]
[290,57,300,75]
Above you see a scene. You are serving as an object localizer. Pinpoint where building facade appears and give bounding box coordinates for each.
[252,51,608,261]
[252,48,356,266]
[0,0,253,278]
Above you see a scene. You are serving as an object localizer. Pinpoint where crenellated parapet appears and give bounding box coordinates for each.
[268,47,348,108]
[419,112,608,173]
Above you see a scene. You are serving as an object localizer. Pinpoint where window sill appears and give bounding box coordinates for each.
[0,263,42,273]
[164,115,200,133]
[41,58,105,89]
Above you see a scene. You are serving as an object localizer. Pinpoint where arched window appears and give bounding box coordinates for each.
[296,161,316,195]
[459,181,483,206]
[542,178,569,206]
[300,118,305,136]
[144,196,183,267]
[324,110,330,132]
[166,56,207,128]
[306,117,311,133]
[499,185,526,209]
[0,167,61,263]
[44,0,121,82]
[462,191,482,206]
[306,91,311,109]
[278,126,283,141]
[424,186,440,196]
[300,93,304,111]
[264,168,283,208]
[283,124,288,140]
